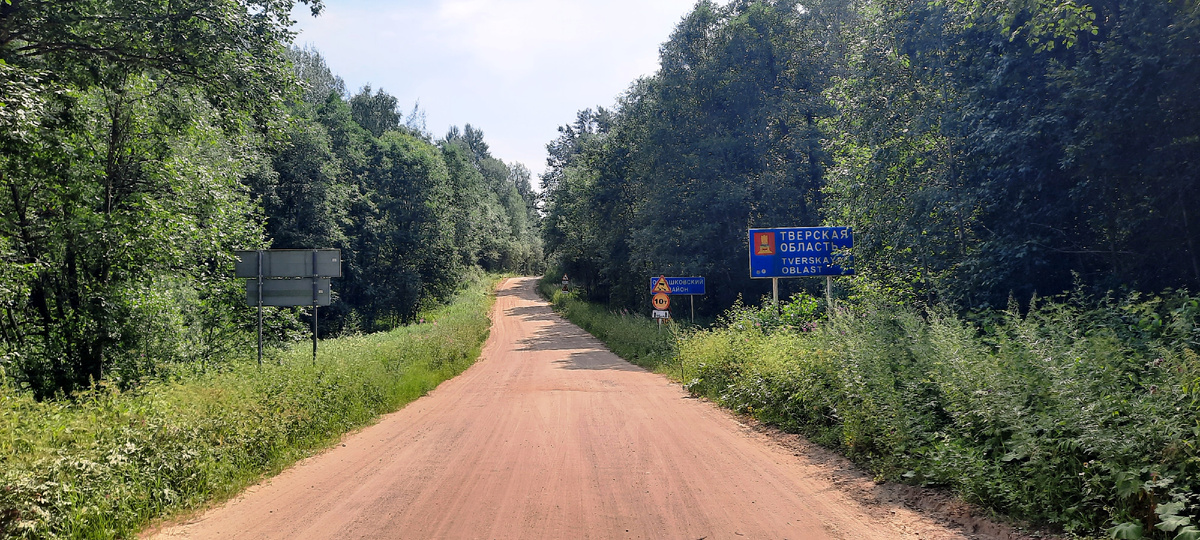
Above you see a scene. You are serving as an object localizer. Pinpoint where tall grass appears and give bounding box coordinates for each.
[0,275,498,539]
[682,291,1200,539]
[537,277,678,373]
[543,273,1200,539]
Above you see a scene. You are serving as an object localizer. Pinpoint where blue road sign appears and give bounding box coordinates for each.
[647,276,706,295]
[749,227,854,278]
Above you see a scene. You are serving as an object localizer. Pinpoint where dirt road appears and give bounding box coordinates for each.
[148,277,982,539]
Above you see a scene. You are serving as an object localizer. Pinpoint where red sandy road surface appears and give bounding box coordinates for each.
[148,277,974,540]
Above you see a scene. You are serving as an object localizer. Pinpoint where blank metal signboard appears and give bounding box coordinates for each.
[235,249,343,278]
[245,278,332,307]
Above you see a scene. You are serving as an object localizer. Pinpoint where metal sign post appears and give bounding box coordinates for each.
[257,250,263,366]
[236,249,341,366]
[773,277,780,315]
[648,276,705,323]
[312,250,318,365]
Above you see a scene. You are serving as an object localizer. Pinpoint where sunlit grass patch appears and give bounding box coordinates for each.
[537,277,679,374]
[0,275,498,540]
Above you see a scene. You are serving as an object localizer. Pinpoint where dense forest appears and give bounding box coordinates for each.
[541,0,1199,313]
[0,0,541,398]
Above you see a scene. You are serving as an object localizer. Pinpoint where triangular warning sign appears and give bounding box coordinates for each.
[652,275,672,294]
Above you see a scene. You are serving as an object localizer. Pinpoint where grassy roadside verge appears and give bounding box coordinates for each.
[536,278,678,374]
[539,275,1200,539]
[680,295,1199,539]
[0,275,500,540]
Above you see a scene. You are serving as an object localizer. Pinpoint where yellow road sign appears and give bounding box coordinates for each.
[652,292,671,310]
[652,275,672,294]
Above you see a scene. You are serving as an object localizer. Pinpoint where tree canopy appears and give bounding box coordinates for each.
[541,0,1200,313]
[0,4,542,398]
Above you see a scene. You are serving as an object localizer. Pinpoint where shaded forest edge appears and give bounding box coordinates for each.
[1,0,542,399]
[0,274,498,539]
[541,0,1199,316]
[539,276,1200,540]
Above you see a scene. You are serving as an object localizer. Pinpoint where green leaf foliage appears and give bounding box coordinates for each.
[0,9,543,397]
[544,0,1200,313]
[1111,522,1146,539]
[541,0,835,313]
[678,286,1200,536]
[821,0,1200,306]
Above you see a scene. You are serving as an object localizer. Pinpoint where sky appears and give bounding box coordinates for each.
[290,0,700,180]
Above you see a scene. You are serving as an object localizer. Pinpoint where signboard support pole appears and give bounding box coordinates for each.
[256,250,263,367]
[690,295,695,323]
[312,250,318,365]
[237,249,341,366]
[772,277,780,314]
[826,276,833,308]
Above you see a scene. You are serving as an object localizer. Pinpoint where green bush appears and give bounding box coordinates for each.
[0,275,497,539]
[719,292,824,333]
[677,288,1200,537]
